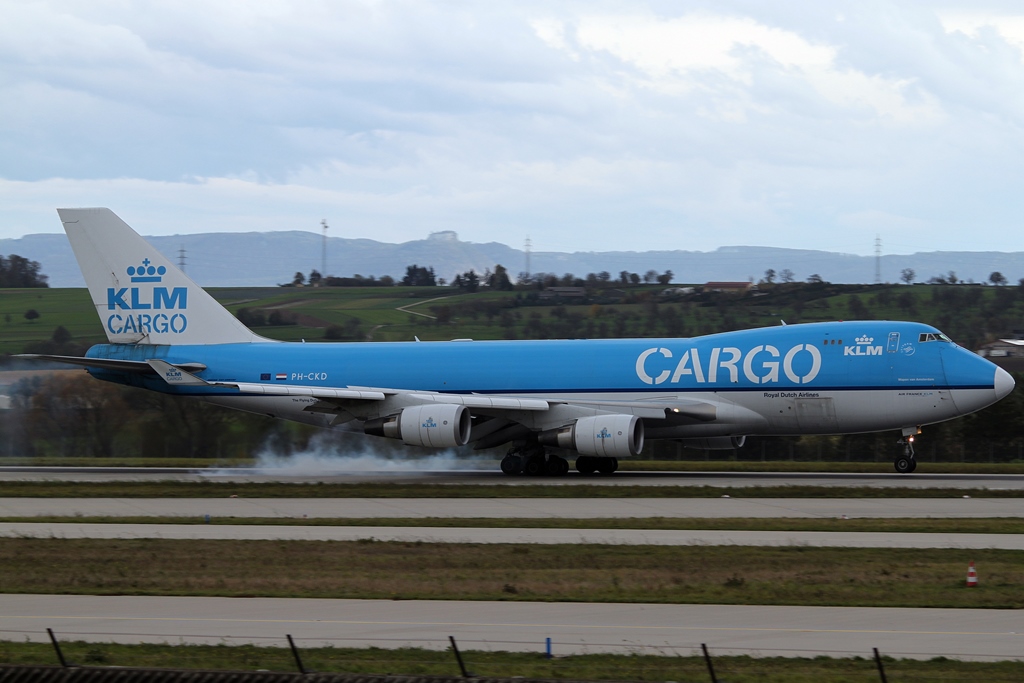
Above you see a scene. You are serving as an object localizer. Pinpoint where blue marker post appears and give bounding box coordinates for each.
[545,637,552,659]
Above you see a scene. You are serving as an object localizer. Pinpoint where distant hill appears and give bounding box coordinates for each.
[2,230,1023,288]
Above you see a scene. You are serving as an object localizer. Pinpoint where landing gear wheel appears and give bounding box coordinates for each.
[524,456,545,476]
[596,457,618,475]
[894,456,915,474]
[575,455,597,475]
[546,456,569,476]
[500,454,523,475]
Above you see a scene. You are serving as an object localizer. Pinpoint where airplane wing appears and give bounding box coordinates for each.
[21,356,719,429]
[146,360,717,419]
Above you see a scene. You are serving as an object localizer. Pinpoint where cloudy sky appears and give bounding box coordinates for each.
[3,1,1024,257]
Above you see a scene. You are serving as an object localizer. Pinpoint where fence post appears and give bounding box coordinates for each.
[286,634,308,674]
[701,643,718,683]
[46,628,71,668]
[449,636,471,677]
[873,647,888,683]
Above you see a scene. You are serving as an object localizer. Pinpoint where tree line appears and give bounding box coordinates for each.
[0,254,48,288]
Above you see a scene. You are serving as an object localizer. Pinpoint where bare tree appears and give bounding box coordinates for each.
[900,268,915,285]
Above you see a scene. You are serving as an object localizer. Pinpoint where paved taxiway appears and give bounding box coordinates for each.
[4,594,1021,660]
[2,497,1020,518]
[2,466,1024,489]
[1,522,1020,548]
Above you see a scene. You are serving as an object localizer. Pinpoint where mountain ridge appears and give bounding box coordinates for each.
[1,231,1021,288]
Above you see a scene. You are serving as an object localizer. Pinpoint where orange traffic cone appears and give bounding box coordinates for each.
[966,561,978,588]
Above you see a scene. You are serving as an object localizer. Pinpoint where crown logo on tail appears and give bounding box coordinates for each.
[128,258,166,283]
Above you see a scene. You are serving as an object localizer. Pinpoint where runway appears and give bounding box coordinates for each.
[1,466,1023,489]
[1,521,1021,548]
[2,496,1021,518]
[4,594,1021,661]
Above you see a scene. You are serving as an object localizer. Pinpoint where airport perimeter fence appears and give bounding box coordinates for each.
[4,629,1021,682]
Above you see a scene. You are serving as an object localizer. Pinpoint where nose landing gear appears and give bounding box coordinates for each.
[894,435,917,474]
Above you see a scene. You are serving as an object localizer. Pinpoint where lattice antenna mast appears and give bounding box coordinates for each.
[874,234,882,284]
[321,219,329,278]
[177,245,186,274]
[524,236,532,279]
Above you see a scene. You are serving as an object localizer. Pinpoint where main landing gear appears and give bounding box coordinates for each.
[500,445,570,476]
[893,436,917,474]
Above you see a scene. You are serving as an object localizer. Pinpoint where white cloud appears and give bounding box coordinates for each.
[3,2,1024,258]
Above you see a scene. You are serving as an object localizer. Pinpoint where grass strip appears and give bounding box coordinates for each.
[0,481,1021,498]
[6,516,1024,535]
[2,642,1022,681]
[2,538,1021,608]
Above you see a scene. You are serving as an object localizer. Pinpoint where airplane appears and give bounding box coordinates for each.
[19,208,1015,475]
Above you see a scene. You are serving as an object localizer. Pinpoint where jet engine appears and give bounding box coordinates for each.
[679,436,746,450]
[364,404,471,448]
[540,414,644,458]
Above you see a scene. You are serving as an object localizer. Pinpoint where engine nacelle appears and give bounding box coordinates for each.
[540,414,644,458]
[364,404,471,448]
[679,436,747,450]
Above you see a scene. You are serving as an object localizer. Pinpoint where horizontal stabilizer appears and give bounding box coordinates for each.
[16,354,206,374]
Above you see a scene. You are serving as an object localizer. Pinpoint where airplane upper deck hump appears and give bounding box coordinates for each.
[58,208,267,346]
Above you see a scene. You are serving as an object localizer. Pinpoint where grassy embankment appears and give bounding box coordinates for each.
[4,641,1023,682]
[1,538,1020,608]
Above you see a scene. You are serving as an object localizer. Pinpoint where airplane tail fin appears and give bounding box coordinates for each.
[59,208,265,345]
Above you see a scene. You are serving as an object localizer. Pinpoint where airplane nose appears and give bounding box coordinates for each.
[995,366,1015,401]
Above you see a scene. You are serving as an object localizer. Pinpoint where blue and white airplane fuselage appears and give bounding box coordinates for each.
[23,209,1014,475]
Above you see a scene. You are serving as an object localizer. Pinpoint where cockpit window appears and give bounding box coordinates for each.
[919,332,952,343]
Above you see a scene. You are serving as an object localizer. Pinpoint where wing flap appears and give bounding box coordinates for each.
[406,393,550,411]
[559,399,718,421]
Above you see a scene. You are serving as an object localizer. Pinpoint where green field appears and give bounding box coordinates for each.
[2,280,1019,354]
[1,539,1020,608]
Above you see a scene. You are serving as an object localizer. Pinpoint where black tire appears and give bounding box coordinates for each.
[500,455,522,475]
[894,456,914,474]
[908,458,918,473]
[596,457,618,474]
[545,456,568,476]
[524,457,544,476]
[575,456,596,475]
